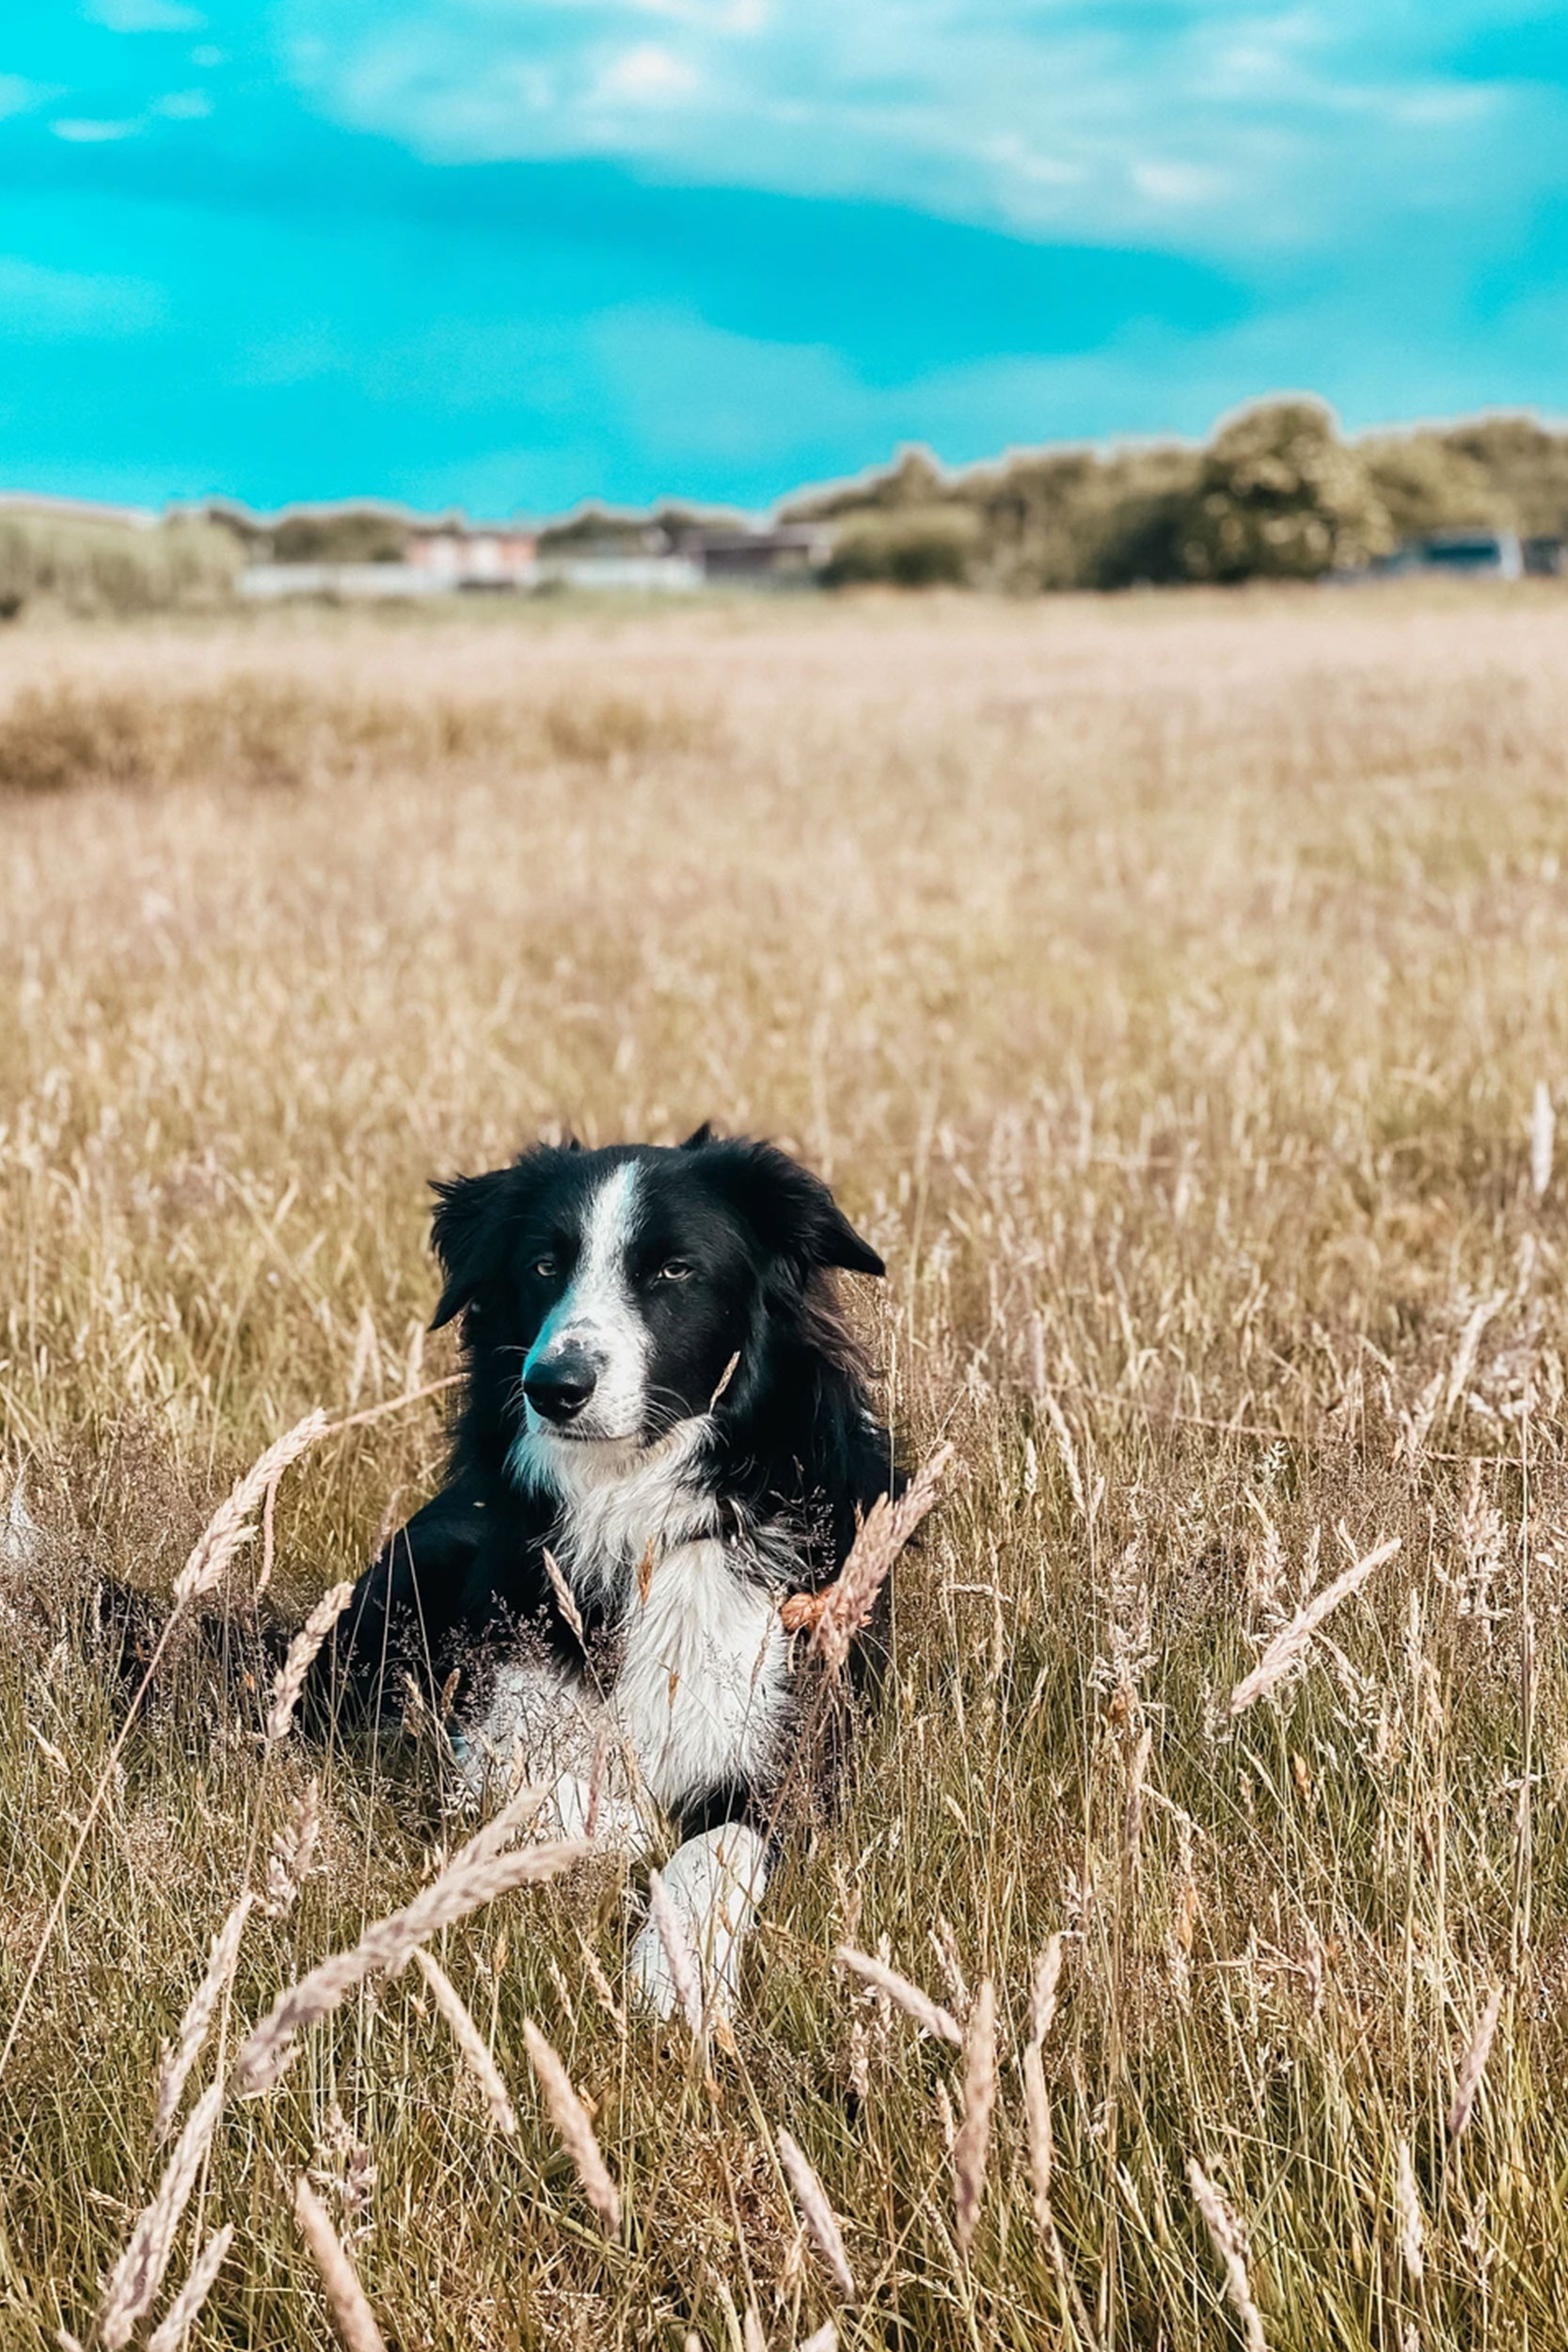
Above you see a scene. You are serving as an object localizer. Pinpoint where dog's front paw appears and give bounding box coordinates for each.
[628,1823,770,2023]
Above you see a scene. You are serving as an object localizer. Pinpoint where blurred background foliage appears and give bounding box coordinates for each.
[2,401,1565,615]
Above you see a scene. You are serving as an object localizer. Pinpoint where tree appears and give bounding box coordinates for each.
[1177,400,1395,581]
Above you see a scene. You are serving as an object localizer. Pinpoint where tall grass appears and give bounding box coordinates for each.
[2,586,1568,2346]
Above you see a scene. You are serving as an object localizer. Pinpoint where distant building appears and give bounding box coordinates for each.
[241,526,539,600]
[1391,528,1525,580]
[234,515,836,599]
[406,530,538,587]
[238,563,447,600]
[688,524,834,582]
[539,554,704,593]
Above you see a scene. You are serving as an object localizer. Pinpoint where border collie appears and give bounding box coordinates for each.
[315,1127,898,2017]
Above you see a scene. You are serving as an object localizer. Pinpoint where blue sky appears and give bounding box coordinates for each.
[1,3,1564,516]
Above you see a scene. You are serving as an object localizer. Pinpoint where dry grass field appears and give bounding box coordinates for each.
[2,584,1568,2350]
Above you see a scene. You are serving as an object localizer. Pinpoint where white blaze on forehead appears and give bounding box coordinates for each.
[524,1161,649,1442]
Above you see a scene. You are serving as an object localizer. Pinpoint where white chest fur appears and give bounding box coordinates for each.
[463,1534,795,1823]
[614,1537,793,1809]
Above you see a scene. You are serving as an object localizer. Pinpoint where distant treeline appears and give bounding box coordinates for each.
[0,509,240,619]
[3,399,1566,613]
[784,402,1568,590]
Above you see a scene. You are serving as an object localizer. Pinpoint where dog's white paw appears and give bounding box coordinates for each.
[628,1822,770,2022]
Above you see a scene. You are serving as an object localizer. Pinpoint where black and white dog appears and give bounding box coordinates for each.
[316,1127,898,2015]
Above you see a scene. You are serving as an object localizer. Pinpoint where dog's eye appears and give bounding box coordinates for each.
[531,1255,558,1279]
[656,1259,694,1283]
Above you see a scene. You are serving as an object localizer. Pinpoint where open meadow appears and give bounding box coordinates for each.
[4,584,1568,2349]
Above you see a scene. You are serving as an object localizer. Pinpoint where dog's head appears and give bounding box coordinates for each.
[429,1128,883,1457]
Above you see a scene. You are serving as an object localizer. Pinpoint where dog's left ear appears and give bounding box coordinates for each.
[428,1166,515,1328]
[702,1136,885,1279]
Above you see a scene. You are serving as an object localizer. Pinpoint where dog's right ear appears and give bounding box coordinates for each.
[429,1168,515,1329]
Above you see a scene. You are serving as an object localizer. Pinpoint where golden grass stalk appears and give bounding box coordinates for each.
[1448,1983,1504,2144]
[454,1780,548,1867]
[1022,2042,1053,2229]
[293,2175,388,2352]
[0,1414,329,2082]
[645,1867,705,2034]
[953,1977,996,2256]
[264,1581,356,1743]
[414,1949,517,2136]
[521,2018,623,2233]
[1021,2018,1099,2347]
[171,1412,329,1608]
[777,2129,856,2302]
[1395,2141,1423,2282]
[811,1444,954,1674]
[578,1931,627,2036]
[1123,1724,1153,1884]
[1227,1537,1400,1718]
[263,1775,322,1916]
[541,1546,588,1648]
[235,1832,586,2093]
[1039,1391,1087,1518]
[153,1893,253,2142]
[798,2328,838,2352]
[832,1945,962,2045]
[1028,1933,1064,2049]
[1188,2160,1267,2352]
[1531,1080,1555,1200]
[1445,1296,1502,1418]
[146,2223,234,2352]
[96,2084,223,2350]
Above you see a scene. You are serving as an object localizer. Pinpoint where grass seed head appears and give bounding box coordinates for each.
[265,1581,355,1743]
[953,1978,997,2256]
[1449,1984,1505,2144]
[414,1950,517,2136]
[236,1836,587,2092]
[521,2019,622,2233]
[293,2174,388,2352]
[153,1893,253,2142]
[777,2130,856,2303]
[97,2085,223,2351]
[832,1946,961,2045]
[146,2224,234,2352]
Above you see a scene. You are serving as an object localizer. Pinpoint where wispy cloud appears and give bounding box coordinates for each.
[51,117,147,142]
[0,74,49,118]
[277,0,1561,257]
[0,254,165,335]
[87,0,206,29]
[595,43,701,103]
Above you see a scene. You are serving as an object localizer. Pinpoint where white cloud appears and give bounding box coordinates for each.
[0,255,165,335]
[277,1,1565,262]
[1132,161,1230,204]
[87,0,205,28]
[151,88,214,117]
[0,74,47,118]
[627,0,767,29]
[595,43,699,103]
[50,117,146,142]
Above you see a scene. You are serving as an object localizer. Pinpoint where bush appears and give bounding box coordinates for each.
[0,512,241,616]
[1176,400,1395,582]
[823,505,980,587]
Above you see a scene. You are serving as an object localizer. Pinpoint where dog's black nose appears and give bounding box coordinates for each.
[523,1349,597,1424]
